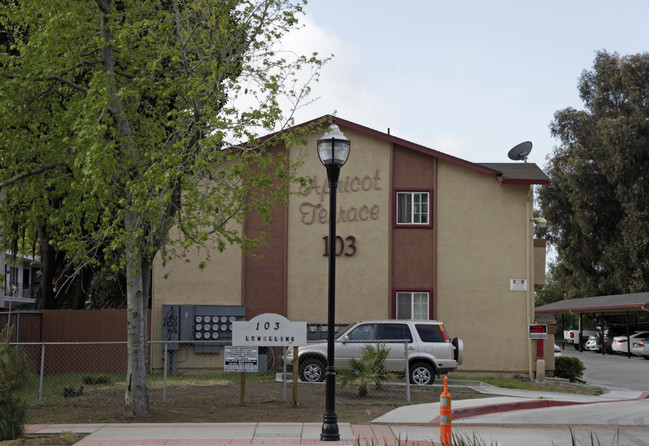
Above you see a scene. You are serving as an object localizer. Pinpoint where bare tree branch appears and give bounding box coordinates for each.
[0,162,66,189]
[6,74,89,94]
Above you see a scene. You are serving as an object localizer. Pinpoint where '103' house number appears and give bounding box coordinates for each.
[323,235,356,257]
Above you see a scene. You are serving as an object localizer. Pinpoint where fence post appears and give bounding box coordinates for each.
[163,341,168,402]
[38,343,45,405]
[404,339,410,404]
[282,346,286,403]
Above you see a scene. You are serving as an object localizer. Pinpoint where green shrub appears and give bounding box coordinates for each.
[83,375,111,385]
[555,356,585,383]
[0,324,36,441]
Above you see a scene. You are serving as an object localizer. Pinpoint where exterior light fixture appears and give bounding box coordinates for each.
[530,217,547,228]
[317,118,350,442]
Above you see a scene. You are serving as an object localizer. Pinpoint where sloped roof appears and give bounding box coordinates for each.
[536,293,649,314]
[316,116,550,185]
[478,163,550,185]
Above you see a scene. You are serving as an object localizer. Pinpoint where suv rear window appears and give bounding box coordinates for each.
[415,324,447,342]
[378,324,413,342]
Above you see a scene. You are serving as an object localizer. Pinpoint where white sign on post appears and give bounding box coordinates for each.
[224,346,259,372]
[232,313,307,347]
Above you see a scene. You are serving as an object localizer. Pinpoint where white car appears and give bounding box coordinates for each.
[611,331,649,354]
[631,334,649,359]
[585,335,601,351]
[554,344,561,357]
[285,320,463,385]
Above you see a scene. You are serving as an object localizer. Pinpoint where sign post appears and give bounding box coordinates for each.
[529,324,548,379]
[224,346,259,405]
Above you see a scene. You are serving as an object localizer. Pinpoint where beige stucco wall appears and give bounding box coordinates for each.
[286,128,391,324]
[151,225,243,365]
[436,160,534,375]
[149,124,543,376]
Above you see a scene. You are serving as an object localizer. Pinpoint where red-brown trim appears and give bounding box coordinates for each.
[263,115,530,180]
[241,212,248,309]
[392,288,435,320]
[393,188,434,228]
[537,303,649,313]
[501,177,551,186]
[534,239,547,248]
[282,148,290,316]
[333,117,498,176]
[432,158,438,320]
[388,143,395,318]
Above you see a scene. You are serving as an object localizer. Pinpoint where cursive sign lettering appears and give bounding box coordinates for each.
[299,202,380,225]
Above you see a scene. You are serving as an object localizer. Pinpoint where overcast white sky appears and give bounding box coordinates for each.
[281,0,649,169]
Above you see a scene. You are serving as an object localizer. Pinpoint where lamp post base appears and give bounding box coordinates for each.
[320,411,340,441]
[320,365,339,441]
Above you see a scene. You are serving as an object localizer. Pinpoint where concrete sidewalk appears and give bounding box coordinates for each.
[26,422,411,446]
[24,384,649,446]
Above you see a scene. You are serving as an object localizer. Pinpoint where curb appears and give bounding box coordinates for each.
[430,399,583,422]
[429,391,649,423]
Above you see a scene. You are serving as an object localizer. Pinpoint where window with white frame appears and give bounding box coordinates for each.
[396,191,429,225]
[396,291,430,320]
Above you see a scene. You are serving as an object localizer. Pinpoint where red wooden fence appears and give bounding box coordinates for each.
[1,309,151,375]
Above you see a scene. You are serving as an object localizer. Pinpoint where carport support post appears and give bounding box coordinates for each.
[578,314,584,352]
[626,311,631,358]
[601,312,605,356]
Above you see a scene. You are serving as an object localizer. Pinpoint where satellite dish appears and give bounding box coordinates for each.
[508,141,533,162]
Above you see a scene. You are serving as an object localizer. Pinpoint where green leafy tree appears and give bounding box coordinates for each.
[538,51,649,299]
[534,270,567,307]
[1,0,324,416]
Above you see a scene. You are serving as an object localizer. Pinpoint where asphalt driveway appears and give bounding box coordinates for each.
[560,345,649,391]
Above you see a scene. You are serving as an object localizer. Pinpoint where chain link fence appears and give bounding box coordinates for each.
[9,339,435,407]
[293,340,419,403]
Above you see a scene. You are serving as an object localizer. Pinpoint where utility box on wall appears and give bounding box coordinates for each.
[162,305,246,354]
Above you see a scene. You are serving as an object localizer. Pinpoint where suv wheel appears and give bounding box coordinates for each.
[299,357,326,382]
[410,362,435,385]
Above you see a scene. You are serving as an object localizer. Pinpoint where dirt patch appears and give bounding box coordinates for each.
[26,380,494,425]
[0,432,82,446]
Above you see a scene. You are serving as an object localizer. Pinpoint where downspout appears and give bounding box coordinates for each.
[526,185,534,379]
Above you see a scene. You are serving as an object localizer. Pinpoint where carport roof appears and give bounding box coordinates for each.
[536,292,649,314]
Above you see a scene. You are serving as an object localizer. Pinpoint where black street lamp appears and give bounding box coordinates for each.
[317,119,351,441]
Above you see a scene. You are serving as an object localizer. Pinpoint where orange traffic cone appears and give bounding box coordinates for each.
[440,376,452,446]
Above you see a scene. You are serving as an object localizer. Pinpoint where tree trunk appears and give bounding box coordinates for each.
[123,210,149,417]
[72,266,92,310]
[36,225,63,309]
[96,0,150,416]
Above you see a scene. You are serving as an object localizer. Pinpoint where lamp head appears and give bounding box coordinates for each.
[317,122,351,168]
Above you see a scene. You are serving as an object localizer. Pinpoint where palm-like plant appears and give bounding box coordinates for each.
[338,343,396,397]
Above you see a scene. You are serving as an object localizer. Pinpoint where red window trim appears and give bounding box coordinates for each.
[393,288,434,320]
[393,189,434,228]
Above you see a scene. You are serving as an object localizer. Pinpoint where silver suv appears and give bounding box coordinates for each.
[285,320,463,385]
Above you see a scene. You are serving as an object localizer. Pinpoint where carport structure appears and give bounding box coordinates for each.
[536,292,649,358]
